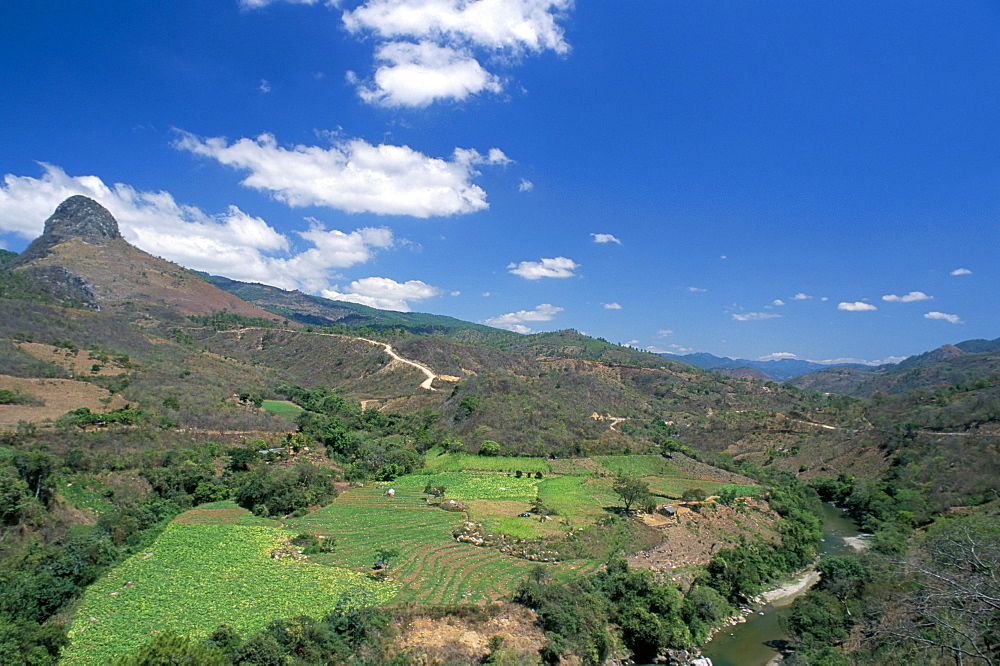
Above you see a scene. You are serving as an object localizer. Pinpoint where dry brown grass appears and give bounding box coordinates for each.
[0,374,127,426]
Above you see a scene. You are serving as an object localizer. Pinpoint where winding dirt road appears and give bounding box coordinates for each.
[357,338,440,391]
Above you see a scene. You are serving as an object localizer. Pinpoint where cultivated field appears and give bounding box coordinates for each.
[64,452,757,661]
[63,504,395,664]
[290,483,599,606]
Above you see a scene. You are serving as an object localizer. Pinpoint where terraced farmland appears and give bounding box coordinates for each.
[290,483,600,605]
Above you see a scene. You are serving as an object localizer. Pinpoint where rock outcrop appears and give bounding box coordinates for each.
[13,196,123,267]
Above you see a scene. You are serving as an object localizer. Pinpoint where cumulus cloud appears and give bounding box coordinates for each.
[174,130,509,218]
[0,163,395,292]
[518,179,534,192]
[485,303,563,333]
[759,352,797,361]
[342,0,572,106]
[924,311,963,324]
[507,256,578,280]
[321,276,440,311]
[342,0,572,54]
[882,291,932,303]
[603,302,622,310]
[951,268,973,276]
[792,293,810,300]
[838,301,877,312]
[353,40,502,107]
[771,299,786,306]
[732,312,781,321]
[591,233,621,245]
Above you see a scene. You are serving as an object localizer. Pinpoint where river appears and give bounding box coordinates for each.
[699,503,863,666]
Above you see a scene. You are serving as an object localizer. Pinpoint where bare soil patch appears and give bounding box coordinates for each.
[627,499,780,588]
[0,375,127,427]
[393,603,545,664]
[16,342,132,377]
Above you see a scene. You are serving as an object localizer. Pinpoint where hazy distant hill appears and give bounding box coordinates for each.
[203,273,515,341]
[789,338,1000,397]
[666,351,870,381]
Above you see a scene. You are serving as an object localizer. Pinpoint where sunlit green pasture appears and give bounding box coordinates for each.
[590,454,680,477]
[260,399,304,418]
[394,470,541,503]
[422,450,552,473]
[63,510,394,664]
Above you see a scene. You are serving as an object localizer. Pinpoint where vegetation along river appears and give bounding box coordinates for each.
[700,503,863,666]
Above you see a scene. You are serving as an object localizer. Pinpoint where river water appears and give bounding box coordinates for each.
[699,503,862,666]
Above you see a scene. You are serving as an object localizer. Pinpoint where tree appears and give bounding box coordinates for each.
[874,516,1000,665]
[480,440,501,456]
[111,630,225,665]
[612,475,652,513]
[374,547,400,569]
[817,555,868,603]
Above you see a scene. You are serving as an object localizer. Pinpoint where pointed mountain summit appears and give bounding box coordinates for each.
[9,196,278,320]
[14,196,123,266]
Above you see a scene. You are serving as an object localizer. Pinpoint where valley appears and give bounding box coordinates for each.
[0,197,997,665]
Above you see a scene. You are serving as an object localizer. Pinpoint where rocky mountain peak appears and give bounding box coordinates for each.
[14,196,123,266]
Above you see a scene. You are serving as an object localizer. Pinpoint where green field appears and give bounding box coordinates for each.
[65,453,747,660]
[290,483,599,605]
[423,450,553,473]
[260,399,304,418]
[590,455,752,499]
[63,505,394,664]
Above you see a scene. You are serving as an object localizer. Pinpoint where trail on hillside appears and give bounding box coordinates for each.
[356,337,441,391]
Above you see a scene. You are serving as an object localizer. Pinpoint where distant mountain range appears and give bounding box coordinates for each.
[661,352,871,382]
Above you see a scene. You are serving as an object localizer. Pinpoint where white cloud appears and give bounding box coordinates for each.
[0,163,394,292]
[882,291,932,303]
[732,312,781,321]
[174,130,508,218]
[321,276,441,311]
[838,301,877,312]
[688,286,707,293]
[810,356,906,366]
[341,0,573,106]
[591,233,621,245]
[485,303,563,333]
[518,179,534,192]
[792,292,810,300]
[924,311,963,324]
[259,79,272,93]
[771,299,786,306]
[759,352,797,361]
[657,329,674,337]
[354,40,503,107]
[342,0,572,54]
[951,267,973,276]
[507,256,578,280]
[649,343,693,354]
[603,302,622,310]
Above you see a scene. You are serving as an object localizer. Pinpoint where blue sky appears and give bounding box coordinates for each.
[1,1,997,364]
